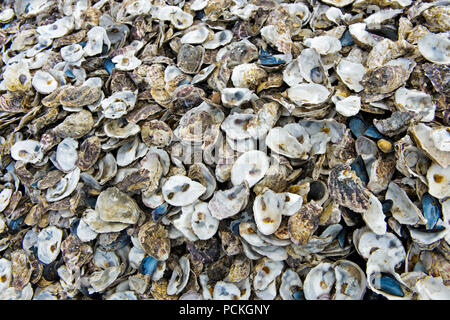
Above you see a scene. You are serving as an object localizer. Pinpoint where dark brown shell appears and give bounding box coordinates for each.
[28,107,59,135]
[186,237,220,264]
[53,110,94,139]
[24,203,48,227]
[41,85,71,107]
[60,86,102,107]
[328,164,370,213]
[115,169,154,194]
[367,156,396,194]
[14,161,34,187]
[362,65,410,94]
[207,255,233,282]
[37,170,64,190]
[76,136,101,171]
[207,61,231,91]
[52,30,87,49]
[288,202,322,245]
[146,64,166,88]
[109,70,137,93]
[138,221,170,261]
[423,63,450,95]
[0,93,27,113]
[141,120,173,147]
[171,85,205,115]
[3,191,22,219]
[373,111,418,137]
[274,217,290,240]
[60,234,93,270]
[187,163,214,195]
[226,255,251,282]
[126,102,162,123]
[11,250,32,290]
[223,40,258,67]
[28,258,43,285]
[177,44,205,74]
[151,279,178,300]
[40,130,59,153]
[219,230,242,256]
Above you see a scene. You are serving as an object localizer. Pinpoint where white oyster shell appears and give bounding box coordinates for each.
[260,25,292,55]
[37,226,63,264]
[333,260,367,300]
[286,83,330,106]
[280,269,302,300]
[418,33,450,65]
[395,87,435,122]
[173,204,198,241]
[0,258,12,293]
[208,182,249,220]
[102,90,137,119]
[411,123,450,168]
[362,194,387,235]
[266,124,311,159]
[96,187,141,224]
[348,23,379,47]
[385,182,426,225]
[303,262,335,300]
[430,128,450,152]
[336,59,365,92]
[167,256,190,295]
[304,36,342,55]
[32,70,58,94]
[426,162,450,199]
[75,219,98,242]
[213,281,241,300]
[332,95,361,117]
[253,259,284,291]
[46,167,80,202]
[60,44,84,62]
[231,63,267,89]
[36,16,74,39]
[11,140,44,164]
[162,175,206,206]
[220,88,257,107]
[0,189,13,213]
[85,26,111,56]
[191,201,219,240]
[253,190,284,235]
[203,30,233,49]
[231,150,270,187]
[181,25,211,44]
[56,138,78,172]
[88,266,122,294]
[112,54,142,71]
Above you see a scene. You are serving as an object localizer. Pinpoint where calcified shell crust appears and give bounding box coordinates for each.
[0,0,448,301]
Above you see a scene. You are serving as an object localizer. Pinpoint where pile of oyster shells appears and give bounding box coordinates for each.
[0,0,448,300]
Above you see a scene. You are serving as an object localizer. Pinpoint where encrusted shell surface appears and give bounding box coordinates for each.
[96,187,141,224]
[328,164,370,213]
[138,221,170,261]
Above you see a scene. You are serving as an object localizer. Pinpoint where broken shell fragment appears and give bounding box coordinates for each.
[385,182,426,225]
